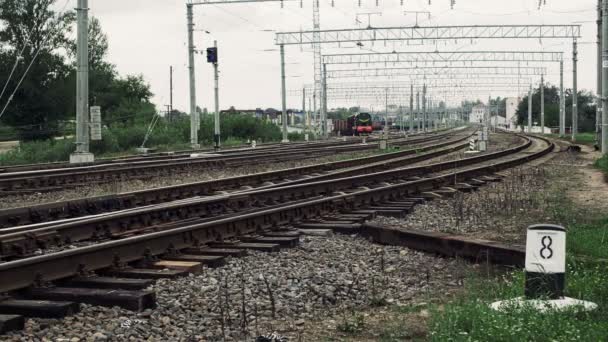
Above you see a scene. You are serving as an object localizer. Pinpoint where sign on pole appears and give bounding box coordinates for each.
[90,106,102,141]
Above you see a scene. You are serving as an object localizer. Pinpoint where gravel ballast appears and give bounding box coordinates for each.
[4,234,467,341]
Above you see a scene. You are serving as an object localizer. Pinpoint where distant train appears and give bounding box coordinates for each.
[334,112,374,136]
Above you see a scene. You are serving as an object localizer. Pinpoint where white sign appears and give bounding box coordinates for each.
[603,60,608,68]
[90,106,102,141]
[251,140,257,148]
[525,225,566,274]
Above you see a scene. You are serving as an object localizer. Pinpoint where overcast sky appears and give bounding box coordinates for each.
[73,0,598,111]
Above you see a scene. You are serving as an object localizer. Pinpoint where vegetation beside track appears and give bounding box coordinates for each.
[547,132,597,146]
[428,165,608,341]
[595,154,608,179]
[0,115,304,165]
[315,157,608,341]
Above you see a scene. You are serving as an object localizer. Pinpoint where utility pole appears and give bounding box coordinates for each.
[71,0,93,164]
[322,63,328,139]
[385,88,389,133]
[213,40,220,150]
[560,60,565,137]
[422,84,427,133]
[409,84,414,133]
[416,91,420,132]
[541,74,545,134]
[312,93,317,134]
[280,44,288,143]
[599,0,604,149]
[169,66,174,115]
[573,39,579,141]
[187,4,199,148]
[528,85,533,133]
[603,0,608,153]
[302,87,306,131]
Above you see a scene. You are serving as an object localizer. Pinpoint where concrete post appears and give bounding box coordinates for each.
[322,63,328,139]
[187,4,199,148]
[409,85,414,133]
[603,0,608,152]
[280,44,288,143]
[541,74,545,134]
[213,40,220,150]
[560,60,565,137]
[573,39,579,142]
[528,85,533,133]
[599,0,604,148]
[71,0,93,163]
[422,85,427,133]
[416,91,420,132]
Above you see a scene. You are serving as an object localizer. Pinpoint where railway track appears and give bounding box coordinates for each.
[0,133,553,334]
[0,134,551,287]
[0,130,475,228]
[0,130,458,194]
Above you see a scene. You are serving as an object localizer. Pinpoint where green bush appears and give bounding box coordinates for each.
[595,154,608,176]
[0,139,74,165]
[0,115,286,165]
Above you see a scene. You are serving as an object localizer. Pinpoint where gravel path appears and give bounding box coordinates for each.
[4,235,467,342]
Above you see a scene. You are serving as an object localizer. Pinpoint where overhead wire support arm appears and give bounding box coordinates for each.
[275,25,582,45]
[322,51,564,65]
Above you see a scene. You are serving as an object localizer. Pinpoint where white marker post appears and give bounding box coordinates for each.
[491,224,597,312]
[524,224,566,299]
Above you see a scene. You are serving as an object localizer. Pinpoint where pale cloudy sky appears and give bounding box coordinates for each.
[72,0,598,111]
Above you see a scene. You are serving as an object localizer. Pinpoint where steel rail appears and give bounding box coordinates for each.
[0,133,530,258]
[0,131,456,193]
[0,135,554,293]
[0,130,467,227]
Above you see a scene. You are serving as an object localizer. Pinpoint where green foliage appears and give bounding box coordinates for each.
[0,139,74,165]
[0,0,156,141]
[430,265,608,341]
[594,154,608,181]
[336,313,366,334]
[430,215,608,342]
[0,115,287,165]
[516,85,597,132]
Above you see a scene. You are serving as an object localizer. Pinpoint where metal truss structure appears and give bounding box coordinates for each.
[326,66,547,78]
[322,51,564,65]
[275,25,581,45]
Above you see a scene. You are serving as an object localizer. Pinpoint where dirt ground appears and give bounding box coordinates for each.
[565,144,608,211]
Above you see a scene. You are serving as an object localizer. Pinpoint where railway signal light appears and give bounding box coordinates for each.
[206,47,218,64]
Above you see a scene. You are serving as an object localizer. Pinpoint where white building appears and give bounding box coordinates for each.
[505,97,520,129]
[469,105,486,124]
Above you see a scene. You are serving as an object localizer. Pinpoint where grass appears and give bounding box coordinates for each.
[595,154,608,178]
[429,264,608,341]
[547,132,597,146]
[428,168,608,341]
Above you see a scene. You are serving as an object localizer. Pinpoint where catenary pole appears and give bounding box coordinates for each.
[187,4,199,148]
[213,40,220,150]
[71,0,93,163]
[280,44,288,143]
[560,60,565,136]
[601,1,608,154]
[599,0,603,148]
[541,74,545,134]
[573,39,579,141]
[416,91,420,132]
[422,84,427,133]
[322,63,328,139]
[409,84,414,133]
[528,85,533,133]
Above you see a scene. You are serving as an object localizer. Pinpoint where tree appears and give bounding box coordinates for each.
[0,0,75,140]
[515,85,596,132]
